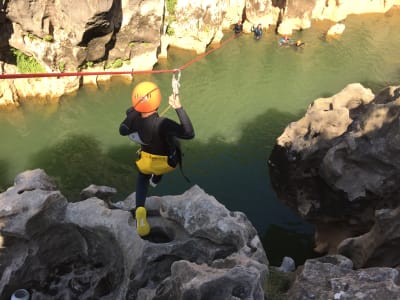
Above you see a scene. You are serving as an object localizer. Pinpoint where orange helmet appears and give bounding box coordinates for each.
[131,81,162,113]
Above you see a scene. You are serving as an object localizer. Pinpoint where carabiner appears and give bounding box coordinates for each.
[172,69,181,99]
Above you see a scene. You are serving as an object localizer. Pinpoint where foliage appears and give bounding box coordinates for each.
[105,58,124,69]
[44,35,53,42]
[166,25,175,36]
[166,0,177,15]
[26,33,37,40]
[264,268,295,300]
[11,48,46,74]
[58,61,65,72]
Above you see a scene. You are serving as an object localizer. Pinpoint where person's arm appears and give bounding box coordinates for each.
[159,95,194,139]
[119,107,140,136]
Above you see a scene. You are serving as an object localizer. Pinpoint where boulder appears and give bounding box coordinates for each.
[287,255,400,300]
[269,83,400,268]
[327,23,346,36]
[0,169,268,299]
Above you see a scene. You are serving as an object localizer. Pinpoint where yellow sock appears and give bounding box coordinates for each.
[135,206,150,237]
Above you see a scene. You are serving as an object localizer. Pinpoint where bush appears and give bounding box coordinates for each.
[58,61,65,72]
[166,0,177,15]
[166,25,175,36]
[44,35,53,42]
[111,58,123,68]
[11,48,46,73]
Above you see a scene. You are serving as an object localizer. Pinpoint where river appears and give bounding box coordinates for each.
[1,8,400,265]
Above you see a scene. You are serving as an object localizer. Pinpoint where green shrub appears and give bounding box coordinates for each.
[111,58,123,68]
[59,61,65,72]
[104,58,127,69]
[26,33,36,40]
[166,25,175,36]
[11,48,46,73]
[166,0,177,14]
[44,35,53,42]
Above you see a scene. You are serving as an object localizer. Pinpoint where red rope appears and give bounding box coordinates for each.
[0,68,175,79]
[0,34,239,80]
[178,34,238,71]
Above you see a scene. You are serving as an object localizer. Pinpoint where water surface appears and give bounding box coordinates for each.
[1,9,400,265]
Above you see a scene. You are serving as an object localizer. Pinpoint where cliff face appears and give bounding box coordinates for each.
[1,0,399,107]
[269,83,400,269]
[0,169,268,299]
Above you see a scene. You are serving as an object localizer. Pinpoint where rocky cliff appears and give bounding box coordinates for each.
[269,83,400,270]
[0,169,268,299]
[2,168,399,299]
[1,0,400,107]
[267,82,400,298]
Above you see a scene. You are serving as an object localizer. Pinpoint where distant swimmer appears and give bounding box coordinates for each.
[251,24,263,40]
[279,35,293,46]
[234,20,243,34]
[295,40,305,47]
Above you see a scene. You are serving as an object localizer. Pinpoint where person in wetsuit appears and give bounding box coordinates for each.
[119,81,195,237]
[251,24,263,40]
[234,20,243,34]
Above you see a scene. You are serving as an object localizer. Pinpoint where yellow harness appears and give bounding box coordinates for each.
[135,150,176,175]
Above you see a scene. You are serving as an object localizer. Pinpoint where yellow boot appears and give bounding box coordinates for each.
[135,206,150,237]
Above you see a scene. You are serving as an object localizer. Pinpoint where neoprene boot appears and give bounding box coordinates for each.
[135,206,150,237]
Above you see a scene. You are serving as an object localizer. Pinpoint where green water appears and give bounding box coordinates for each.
[1,10,400,265]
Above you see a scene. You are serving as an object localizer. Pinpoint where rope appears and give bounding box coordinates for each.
[0,69,175,79]
[158,69,181,117]
[0,33,240,80]
[177,34,237,71]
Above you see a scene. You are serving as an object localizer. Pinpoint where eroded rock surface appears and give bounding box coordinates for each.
[269,83,400,268]
[287,255,400,300]
[0,169,268,299]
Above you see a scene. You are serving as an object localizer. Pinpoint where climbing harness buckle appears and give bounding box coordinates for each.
[172,69,181,99]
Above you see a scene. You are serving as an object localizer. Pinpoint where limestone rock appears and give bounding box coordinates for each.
[287,255,400,300]
[163,1,227,54]
[269,84,400,267]
[0,80,19,108]
[337,207,400,269]
[327,23,346,36]
[80,184,117,202]
[1,0,163,105]
[0,169,268,299]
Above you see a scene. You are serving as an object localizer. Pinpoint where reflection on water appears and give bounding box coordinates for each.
[1,9,400,264]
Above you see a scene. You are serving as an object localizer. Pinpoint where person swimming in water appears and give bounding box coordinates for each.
[234,20,243,34]
[295,40,305,47]
[251,24,263,40]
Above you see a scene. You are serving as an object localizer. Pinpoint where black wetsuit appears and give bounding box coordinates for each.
[119,107,194,207]
[119,107,194,155]
[234,22,243,34]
